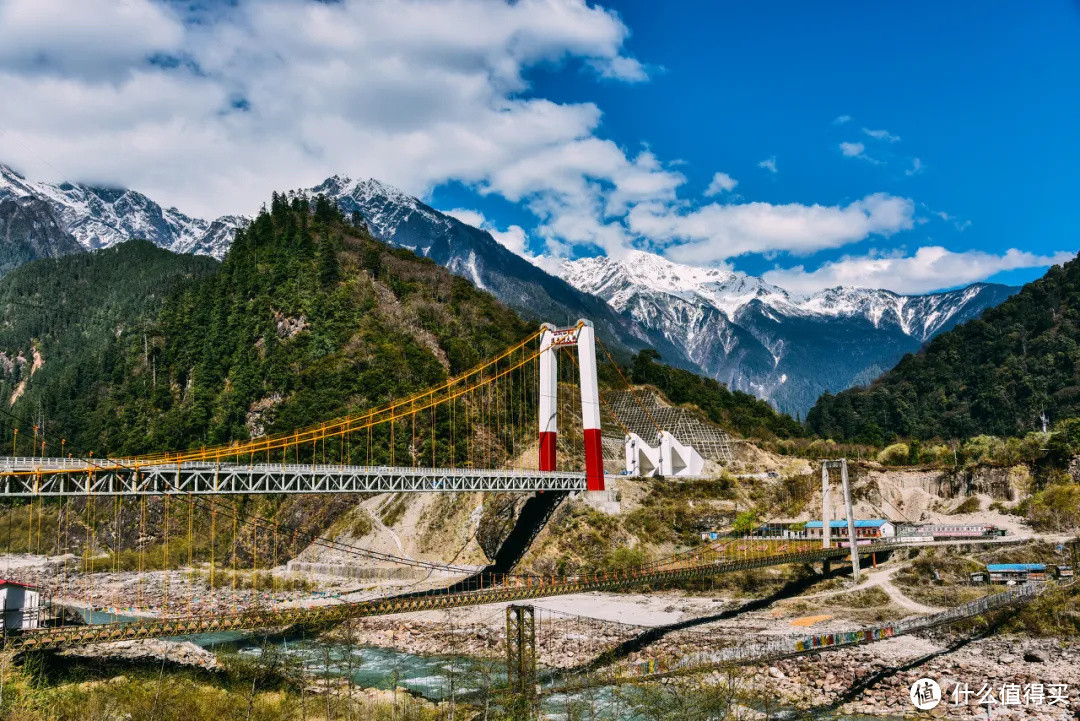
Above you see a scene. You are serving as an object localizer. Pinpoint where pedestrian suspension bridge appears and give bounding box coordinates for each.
[0,319,1006,652]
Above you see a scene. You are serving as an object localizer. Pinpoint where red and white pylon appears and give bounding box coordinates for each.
[536,320,604,491]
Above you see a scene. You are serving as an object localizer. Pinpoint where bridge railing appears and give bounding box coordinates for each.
[626,582,1044,678]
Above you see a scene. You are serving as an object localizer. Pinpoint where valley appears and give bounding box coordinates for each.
[0,188,1073,721]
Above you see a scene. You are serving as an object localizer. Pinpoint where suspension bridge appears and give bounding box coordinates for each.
[0,318,1015,655]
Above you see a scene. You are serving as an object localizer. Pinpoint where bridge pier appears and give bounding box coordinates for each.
[506,604,539,718]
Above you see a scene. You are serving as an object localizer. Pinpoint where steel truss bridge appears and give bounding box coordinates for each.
[0,458,586,496]
[3,538,1009,652]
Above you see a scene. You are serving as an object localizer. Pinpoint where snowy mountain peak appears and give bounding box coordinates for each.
[313,175,420,212]
[561,248,1017,414]
[562,249,1011,340]
[0,162,241,258]
[562,250,792,319]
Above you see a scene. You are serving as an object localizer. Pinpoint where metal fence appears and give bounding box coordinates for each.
[630,582,1045,678]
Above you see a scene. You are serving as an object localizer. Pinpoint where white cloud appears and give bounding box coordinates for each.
[0,0,182,81]
[630,193,915,263]
[704,171,737,196]
[0,0,655,222]
[763,247,1074,295]
[862,127,901,142]
[929,208,971,231]
[589,55,649,82]
[833,115,852,125]
[444,208,486,228]
[905,157,924,176]
[0,0,979,297]
[839,142,865,158]
[839,141,883,165]
[442,206,561,272]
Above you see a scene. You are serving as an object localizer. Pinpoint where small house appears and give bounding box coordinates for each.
[0,579,41,632]
[986,564,1047,584]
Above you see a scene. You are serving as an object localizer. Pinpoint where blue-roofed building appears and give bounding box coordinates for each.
[986,563,1047,584]
[804,519,895,541]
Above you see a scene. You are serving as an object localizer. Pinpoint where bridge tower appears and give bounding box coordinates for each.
[821,458,860,582]
[506,604,539,716]
[538,320,604,491]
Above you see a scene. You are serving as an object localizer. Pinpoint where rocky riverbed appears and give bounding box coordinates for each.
[741,634,1079,719]
[62,639,220,668]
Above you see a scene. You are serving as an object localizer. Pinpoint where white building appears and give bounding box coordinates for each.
[0,579,41,632]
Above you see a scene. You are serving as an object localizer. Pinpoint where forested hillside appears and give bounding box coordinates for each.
[807,252,1080,442]
[3,194,530,456]
[0,192,804,459]
[0,241,218,452]
[627,349,805,439]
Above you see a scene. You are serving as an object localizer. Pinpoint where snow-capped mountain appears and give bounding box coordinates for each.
[310,175,688,363]
[0,164,243,260]
[0,163,1020,417]
[0,195,85,277]
[562,251,1018,415]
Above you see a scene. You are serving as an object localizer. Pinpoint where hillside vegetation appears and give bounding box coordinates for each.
[627,349,804,440]
[807,252,1080,443]
[0,241,218,451]
[2,194,531,457]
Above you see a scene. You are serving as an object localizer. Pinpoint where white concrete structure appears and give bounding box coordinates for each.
[625,432,662,477]
[0,579,40,632]
[659,431,705,476]
[624,431,705,477]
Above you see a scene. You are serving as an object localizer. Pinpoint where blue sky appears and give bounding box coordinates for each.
[1,0,1076,294]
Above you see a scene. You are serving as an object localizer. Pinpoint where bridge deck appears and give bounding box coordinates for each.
[0,457,587,495]
[3,538,1012,651]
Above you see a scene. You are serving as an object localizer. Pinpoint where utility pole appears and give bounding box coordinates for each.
[821,459,861,583]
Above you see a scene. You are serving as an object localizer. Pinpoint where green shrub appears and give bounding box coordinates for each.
[1027,483,1080,531]
[951,496,982,515]
[877,443,909,465]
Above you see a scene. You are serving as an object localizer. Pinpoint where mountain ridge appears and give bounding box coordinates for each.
[806,250,1080,442]
[561,250,1019,414]
[0,163,244,259]
[0,162,1023,415]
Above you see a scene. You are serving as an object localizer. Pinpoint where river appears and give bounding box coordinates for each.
[69,607,900,719]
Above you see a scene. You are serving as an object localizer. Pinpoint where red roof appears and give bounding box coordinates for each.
[0,579,36,589]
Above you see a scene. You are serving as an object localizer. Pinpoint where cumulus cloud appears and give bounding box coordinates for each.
[443,208,486,228]
[839,142,865,158]
[862,127,901,142]
[833,115,852,125]
[905,157,924,176]
[0,0,655,222]
[704,171,737,196]
[631,193,915,263]
[763,247,1074,295]
[443,206,561,272]
[839,141,883,165]
[0,0,182,81]
[0,0,981,294]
